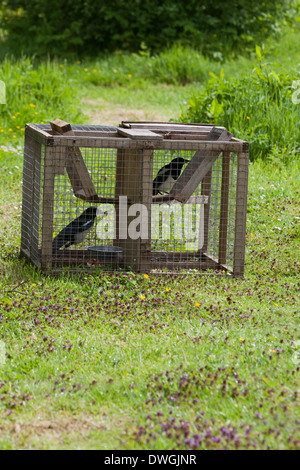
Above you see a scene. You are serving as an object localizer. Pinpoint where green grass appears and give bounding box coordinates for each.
[0,23,299,450]
[0,153,299,450]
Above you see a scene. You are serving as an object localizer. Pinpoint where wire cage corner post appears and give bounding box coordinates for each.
[20,121,249,276]
[233,146,249,278]
[20,127,42,268]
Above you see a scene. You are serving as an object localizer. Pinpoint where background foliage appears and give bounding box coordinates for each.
[180,46,300,163]
[1,0,298,58]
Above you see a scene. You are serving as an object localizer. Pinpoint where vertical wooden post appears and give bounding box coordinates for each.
[218,151,231,266]
[41,146,55,271]
[115,147,140,269]
[233,150,249,277]
[114,144,153,271]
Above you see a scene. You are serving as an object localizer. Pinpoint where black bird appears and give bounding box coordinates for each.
[152,157,189,195]
[52,207,103,254]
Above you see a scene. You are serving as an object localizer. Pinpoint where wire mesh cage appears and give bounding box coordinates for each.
[20,120,249,276]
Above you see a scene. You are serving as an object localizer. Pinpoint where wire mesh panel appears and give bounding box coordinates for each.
[206,152,237,269]
[151,149,205,271]
[20,121,249,276]
[21,132,43,268]
[51,146,119,271]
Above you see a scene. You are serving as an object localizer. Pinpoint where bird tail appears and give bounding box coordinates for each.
[152,183,158,196]
[52,234,66,254]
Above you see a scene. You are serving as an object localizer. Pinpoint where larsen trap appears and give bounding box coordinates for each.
[20,120,249,276]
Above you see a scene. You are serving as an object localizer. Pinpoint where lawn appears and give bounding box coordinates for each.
[0,24,299,450]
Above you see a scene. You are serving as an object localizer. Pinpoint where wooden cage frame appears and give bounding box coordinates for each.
[21,121,249,277]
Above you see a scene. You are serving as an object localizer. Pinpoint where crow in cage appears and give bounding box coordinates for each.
[152,157,189,195]
[52,207,106,254]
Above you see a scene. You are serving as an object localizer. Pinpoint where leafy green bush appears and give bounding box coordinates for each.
[1,0,298,58]
[82,45,212,87]
[148,45,212,85]
[180,47,300,164]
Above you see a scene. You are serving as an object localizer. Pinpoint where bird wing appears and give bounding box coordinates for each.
[52,227,73,253]
[170,163,185,180]
[52,216,95,253]
[153,164,171,195]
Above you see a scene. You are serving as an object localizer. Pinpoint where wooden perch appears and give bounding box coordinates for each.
[50,119,98,201]
[152,195,208,205]
[169,128,232,203]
